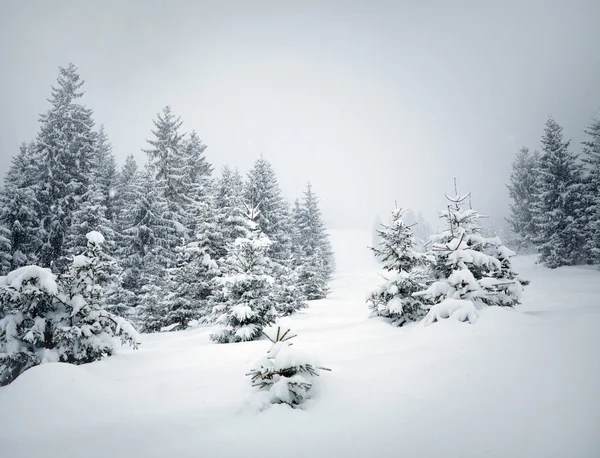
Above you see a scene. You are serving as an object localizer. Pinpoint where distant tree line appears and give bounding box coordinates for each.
[507,116,600,268]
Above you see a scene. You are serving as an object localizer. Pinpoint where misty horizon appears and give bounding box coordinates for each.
[1,0,599,230]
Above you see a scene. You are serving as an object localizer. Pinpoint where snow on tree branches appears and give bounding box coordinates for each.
[367,207,431,326]
[417,186,525,324]
[0,231,139,386]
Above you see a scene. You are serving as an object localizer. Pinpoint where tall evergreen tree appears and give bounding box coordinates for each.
[582,115,600,262]
[113,154,140,235]
[35,64,98,271]
[531,118,587,267]
[182,131,220,258]
[244,157,292,263]
[120,168,174,315]
[506,146,540,250]
[214,166,248,259]
[143,106,188,240]
[292,183,335,299]
[95,125,118,223]
[0,142,42,271]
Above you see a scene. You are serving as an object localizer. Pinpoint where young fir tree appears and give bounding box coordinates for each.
[0,232,139,386]
[367,207,430,326]
[0,142,42,272]
[55,231,140,362]
[244,157,293,263]
[210,204,277,343]
[531,118,587,268]
[582,115,600,263]
[214,166,248,260]
[35,64,98,272]
[506,146,540,251]
[417,187,524,324]
[161,239,220,331]
[143,106,189,243]
[292,183,335,299]
[247,326,330,408]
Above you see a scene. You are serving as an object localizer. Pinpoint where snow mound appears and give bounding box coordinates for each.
[0,265,58,294]
[85,230,105,244]
[423,298,478,325]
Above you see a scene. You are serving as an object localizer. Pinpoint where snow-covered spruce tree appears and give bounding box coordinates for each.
[161,239,220,331]
[582,115,600,263]
[271,262,308,317]
[367,207,431,326]
[55,231,140,362]
[35,64,98,272]
[182,131,214,233]
[119,168,174,320]
[417,189,524,324]
[113,154,140,236]
[292,183,335,299]
[0,266,59,385]
[143,106,189,242]
[65,164,116,261]
[0,142,42,272]
[210,204,277,343]
[0,227,11,276]
[506,146,540,252]
[95,125,119,224]
[247,326,330,408]
[213,166,248,260]
[0,232,139,386]
[531,118,587,268]
[244,156,293,263]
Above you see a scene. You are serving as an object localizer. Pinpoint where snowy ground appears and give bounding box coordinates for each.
[1,230,599,458]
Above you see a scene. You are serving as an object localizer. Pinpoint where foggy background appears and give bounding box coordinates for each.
[1,0,599,230]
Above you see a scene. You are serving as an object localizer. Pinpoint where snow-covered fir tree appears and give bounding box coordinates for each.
[55,231,139,362]
[507,146,540,251]
[582,115,600,263]
[35,64,98,272]
[531,118,587,268]
[210,204,277,343]
[113,154,140,235]
[120,168,174,320]
[244,157,293,263]
[213,166,248,260]
[0,265,59,385]
[247,326,329,408]
[367,207,430,326]
[417,188,525,324]
[95,125,118,224]
[0,232,139,386]
[143,106,189,241]
[292,183,335,299]
[182,131,213,232]
[271,263,308,316]
[0,142,42,272]
[161,239,220,331]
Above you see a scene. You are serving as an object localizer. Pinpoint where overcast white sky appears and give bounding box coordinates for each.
[1,0,599,230]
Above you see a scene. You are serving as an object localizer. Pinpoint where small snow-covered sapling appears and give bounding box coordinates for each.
[246,326,330,408]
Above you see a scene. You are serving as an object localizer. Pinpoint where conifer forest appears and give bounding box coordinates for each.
[1,3,599,458]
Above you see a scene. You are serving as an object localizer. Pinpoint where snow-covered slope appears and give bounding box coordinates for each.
[1,233,599,458]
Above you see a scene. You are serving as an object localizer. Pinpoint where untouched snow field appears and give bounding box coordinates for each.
[1,230,599,458]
